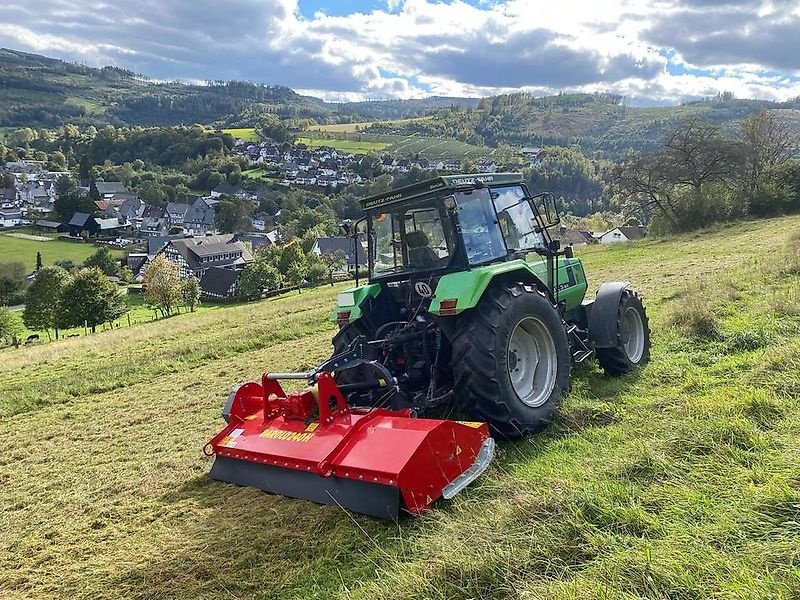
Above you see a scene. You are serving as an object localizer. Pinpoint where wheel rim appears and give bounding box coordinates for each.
[507,317,557,408]
[621,306,645,363]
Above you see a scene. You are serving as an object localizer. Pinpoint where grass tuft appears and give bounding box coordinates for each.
[668,290,721,340]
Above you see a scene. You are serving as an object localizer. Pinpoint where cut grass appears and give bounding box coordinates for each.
[2,217,800,599]
[0,231,125,271]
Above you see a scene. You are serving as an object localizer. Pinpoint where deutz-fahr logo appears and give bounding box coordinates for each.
[451,175,495,186]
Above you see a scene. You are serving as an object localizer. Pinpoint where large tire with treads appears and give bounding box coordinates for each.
[595,289,650,376]
[450,282,572,439]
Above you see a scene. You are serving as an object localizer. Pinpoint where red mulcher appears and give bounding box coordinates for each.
[205,368,494,519]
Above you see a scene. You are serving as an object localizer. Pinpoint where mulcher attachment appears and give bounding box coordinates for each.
[205,372,494,519]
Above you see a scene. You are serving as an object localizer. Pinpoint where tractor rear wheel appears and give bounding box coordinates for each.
[450,283,571,439]
[595,289,650,375]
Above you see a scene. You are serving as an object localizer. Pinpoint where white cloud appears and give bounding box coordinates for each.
[0,0,797,104]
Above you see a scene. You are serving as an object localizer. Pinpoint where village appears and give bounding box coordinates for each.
[0,144,644,311]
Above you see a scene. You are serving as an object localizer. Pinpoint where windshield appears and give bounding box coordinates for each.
[369,198,457,277]
[491,185,547,253]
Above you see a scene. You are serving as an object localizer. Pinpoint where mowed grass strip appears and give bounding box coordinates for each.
[1,217,800,599]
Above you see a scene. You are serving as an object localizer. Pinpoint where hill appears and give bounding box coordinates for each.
[5,48,800,160]
[0,48,329,128]
[2,215,799,599]
[365,92,800,158]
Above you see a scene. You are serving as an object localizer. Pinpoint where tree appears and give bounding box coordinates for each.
[742,111,795,189]
[23,265,70,340]
[607,153,678,229]
[136,180,166,205]
[257,114,293,144]
[55,259,77,273]
[58,268,127,333]
[83,247,120,276]
[661,119,744,192]
[54,190,95,221]
[0,307,23,348]
[78,155,92,186]
[237,260,280,300]
[215,199,249,233]
[55,174,77,198]
[181,275,201,312]
[319,250,346,286]
[0,262,27,306]
[286,261,309,291]
[88,172,100,201]
[142,255,182,317]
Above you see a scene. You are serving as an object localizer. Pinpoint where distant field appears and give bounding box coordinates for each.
[0,230,125,271]
[241,168,278,182]
[65,96,106,115]
[310,117,432,133]
[295,136,390,153]
[300,130,486,158]
[222,128,259,141]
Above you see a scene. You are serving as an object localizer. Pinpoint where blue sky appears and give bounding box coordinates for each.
[1,0,799,105]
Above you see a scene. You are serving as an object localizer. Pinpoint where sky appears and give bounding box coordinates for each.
[1,0,799,105]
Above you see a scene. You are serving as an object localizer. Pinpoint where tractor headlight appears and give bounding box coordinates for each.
[337,291,355,307]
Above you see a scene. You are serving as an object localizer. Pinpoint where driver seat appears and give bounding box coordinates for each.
[406,230,439,268]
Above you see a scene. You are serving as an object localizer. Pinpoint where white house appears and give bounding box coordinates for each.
[0,209,24,227]
[598,226,646,244]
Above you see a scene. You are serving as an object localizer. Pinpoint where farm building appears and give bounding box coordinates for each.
[598,226,646,244]
[157,234,254,278]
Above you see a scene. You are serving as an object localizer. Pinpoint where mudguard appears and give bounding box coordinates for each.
[588,281,629,348]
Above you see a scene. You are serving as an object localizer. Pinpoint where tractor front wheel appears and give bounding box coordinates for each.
[450,283,571,439]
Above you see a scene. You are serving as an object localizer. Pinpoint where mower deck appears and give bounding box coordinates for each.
[206,372,493,519]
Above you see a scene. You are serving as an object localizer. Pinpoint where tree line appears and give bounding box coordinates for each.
[608,110,800,233]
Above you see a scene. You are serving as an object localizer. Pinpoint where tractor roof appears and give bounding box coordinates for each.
[360,172,525,211]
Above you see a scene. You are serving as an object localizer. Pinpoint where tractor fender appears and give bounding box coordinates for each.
[588,281,630,348]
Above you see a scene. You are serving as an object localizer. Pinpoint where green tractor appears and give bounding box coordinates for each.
[330,172,650,438]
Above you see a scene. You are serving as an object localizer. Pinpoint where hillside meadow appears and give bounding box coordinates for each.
[0,230,125,272]
[1,216,799,599]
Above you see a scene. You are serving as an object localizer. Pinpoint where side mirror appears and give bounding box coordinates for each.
[531,192,560,228]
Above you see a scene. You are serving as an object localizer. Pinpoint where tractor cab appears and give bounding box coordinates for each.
[363,173,558,282]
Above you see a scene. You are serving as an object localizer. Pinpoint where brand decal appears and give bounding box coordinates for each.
[450,175,495,186]
[260,428,314,443]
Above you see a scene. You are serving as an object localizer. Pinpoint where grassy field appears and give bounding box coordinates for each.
[0,229,126,271]
[2,217,800,599]
[309,117,432,133]
[295,135,390,153]
[222,128,259,142]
